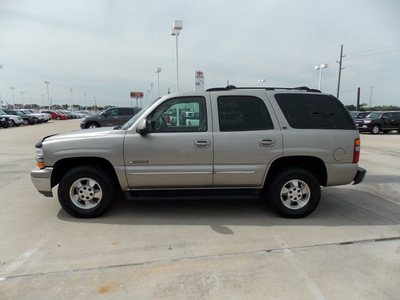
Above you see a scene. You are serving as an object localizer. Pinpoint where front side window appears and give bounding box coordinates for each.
[217,96,273,131]
[146,97,207,133]
[275,94,355,129]
[106,108,118,116]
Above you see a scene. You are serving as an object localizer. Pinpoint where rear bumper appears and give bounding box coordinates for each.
[30,167,53,197]
[353,167,367,185]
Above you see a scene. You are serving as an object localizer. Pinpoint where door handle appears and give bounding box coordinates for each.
[195,140,211,148]
[259,139,275,147]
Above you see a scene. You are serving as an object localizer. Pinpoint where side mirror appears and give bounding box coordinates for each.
[137,118,148,134]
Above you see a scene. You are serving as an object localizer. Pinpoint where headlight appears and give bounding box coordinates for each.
[36,148,45,168]
[364,120,372,124]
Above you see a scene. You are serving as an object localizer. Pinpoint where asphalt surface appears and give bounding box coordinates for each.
[0,119,399,299]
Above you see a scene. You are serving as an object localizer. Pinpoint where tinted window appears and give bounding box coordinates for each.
[119,108,134,115]
[107,108,118,115]
[275,94,355,129]
[147,97,207,133]
[217,96,273,131]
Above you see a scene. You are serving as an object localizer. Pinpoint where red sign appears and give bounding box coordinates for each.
[130,92,143,98]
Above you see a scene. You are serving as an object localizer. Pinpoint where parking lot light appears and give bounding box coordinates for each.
[314,63,328,90]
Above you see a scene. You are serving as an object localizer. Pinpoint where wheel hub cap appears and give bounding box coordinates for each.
[69,178,103,210]
[78,185,95,201]
[280,179,311,210]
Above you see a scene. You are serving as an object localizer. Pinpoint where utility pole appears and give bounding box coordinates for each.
[336,44,345,99]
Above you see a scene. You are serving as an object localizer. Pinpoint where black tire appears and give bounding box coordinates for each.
[370,124,380,134]
[266,168,321,218]
[58,166,116,218]
[85,122,100,128]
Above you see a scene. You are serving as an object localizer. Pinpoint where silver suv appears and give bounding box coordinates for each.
[31,86,366,218]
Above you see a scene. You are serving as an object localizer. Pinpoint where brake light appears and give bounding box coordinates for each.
[353,138,360,163]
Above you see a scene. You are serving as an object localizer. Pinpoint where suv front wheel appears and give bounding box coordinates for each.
[267,168,321,218]
[58,166,116,218]
[86,122,100,128]
[370,124,380,134]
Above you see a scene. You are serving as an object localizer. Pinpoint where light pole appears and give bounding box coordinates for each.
[156,67,161,96]
[258,78,266,87]
[0,65,2,107]
[10,87,15,109]
[150,82,154,100]
[84,93,87,110]
[314,63,328,90]
[171,20,183,92]
[70,88,73,111]
[20,91,24,109]
[44,81,50,109]
[93,96,97,111]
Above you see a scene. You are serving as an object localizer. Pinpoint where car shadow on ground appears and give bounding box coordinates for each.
[57,187,400,228]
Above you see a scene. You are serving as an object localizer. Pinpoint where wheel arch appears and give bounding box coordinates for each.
[265,156,327,187]
[51,157,120,189]
[85,122,100,128]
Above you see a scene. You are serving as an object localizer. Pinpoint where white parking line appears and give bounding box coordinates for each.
[0,234,52,281]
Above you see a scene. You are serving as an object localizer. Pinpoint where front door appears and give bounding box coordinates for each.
[124,96,213,189]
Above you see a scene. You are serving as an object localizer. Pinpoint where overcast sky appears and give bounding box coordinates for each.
[1,0,400,108]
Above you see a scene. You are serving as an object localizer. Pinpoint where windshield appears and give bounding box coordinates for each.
[0,110,5,115]
[121,99,159,130]
[366,112,382,118]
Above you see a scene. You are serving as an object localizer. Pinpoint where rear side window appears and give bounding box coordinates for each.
[275,94,356,129]
[217,96,273,131]
[119,108,134,115]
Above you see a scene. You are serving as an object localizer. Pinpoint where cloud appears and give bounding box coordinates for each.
[0,0,399,107]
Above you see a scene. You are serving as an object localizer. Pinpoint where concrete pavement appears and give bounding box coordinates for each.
[0,120,399,299]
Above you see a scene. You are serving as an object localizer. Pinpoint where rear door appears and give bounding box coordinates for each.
[211,92,283,187]
[382,112,399,130]
[118,108,135,125]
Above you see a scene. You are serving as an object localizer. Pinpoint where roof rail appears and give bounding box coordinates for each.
[205,85,321,93]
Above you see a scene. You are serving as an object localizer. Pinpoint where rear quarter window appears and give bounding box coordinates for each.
[275,94,356,130]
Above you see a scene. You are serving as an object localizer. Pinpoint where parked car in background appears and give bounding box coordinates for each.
[19,109,47,123]
[26,109,52,122]
[0,110,24,127]
[0,115,12,128]
[4,109,38,125]
[356,111,400,134]
[80,107,141,128]
[40,110,68,120]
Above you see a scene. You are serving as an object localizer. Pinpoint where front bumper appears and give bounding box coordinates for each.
[30,167,54,197]
[353,167,367,185]
[357,124,372,132]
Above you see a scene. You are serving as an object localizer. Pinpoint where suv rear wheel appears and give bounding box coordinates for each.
[58,166,116,218]
[266,168,321,218]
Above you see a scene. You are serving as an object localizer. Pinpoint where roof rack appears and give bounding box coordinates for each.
[205,85,321,93]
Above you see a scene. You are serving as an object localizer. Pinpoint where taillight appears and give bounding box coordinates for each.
[353,138,360,163]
